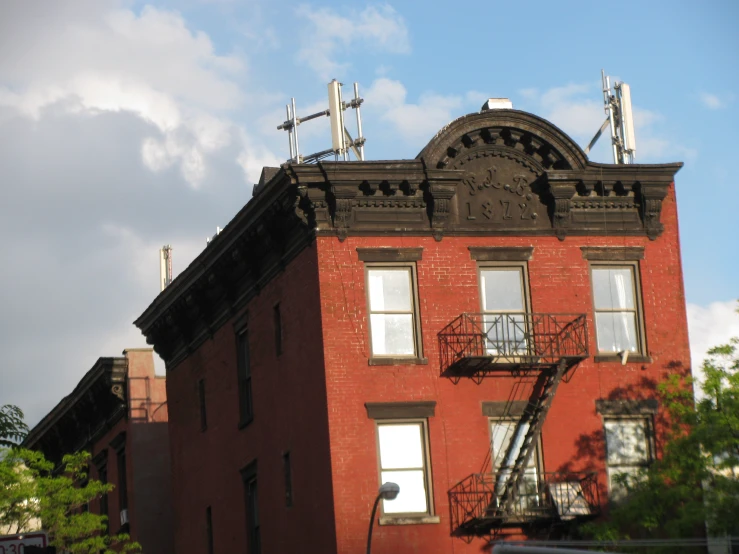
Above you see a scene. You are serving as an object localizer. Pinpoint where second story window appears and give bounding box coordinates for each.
[366,267,421,358]
[491,418,541,510]
[273,303,283,356]
[236,328,253,426]
[198,378,207,432]
[479,264,530,356]
[591,264,643,354]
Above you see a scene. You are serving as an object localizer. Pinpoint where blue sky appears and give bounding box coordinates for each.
[0,0,737,425]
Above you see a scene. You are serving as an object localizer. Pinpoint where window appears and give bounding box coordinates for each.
[479,265,530,356]
[376,421,432,515]
[490,419,541,511]
[117,448,128,513]
[242,463,260,554]
[206,506,214,554]
[273,303,283,356]
[366,267,421,358]
[98,464,109,532]
[604,418,652,499]
[283,452,293,507]
[591,264,644,354]
[198,378,207,431]
[236,328,253,426]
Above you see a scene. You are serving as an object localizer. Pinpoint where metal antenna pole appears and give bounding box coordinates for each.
[338,83,347,160]
[602,70,620,164]
[291,98,300,163]
[286,105,295,160]
[354,83,365,161]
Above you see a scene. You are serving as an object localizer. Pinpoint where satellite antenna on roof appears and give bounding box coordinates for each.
[277,80,366,164]
[584,70,637,164]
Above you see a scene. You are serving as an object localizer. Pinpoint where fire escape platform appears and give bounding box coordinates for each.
[449,472,601,538]
[438,313,589,382]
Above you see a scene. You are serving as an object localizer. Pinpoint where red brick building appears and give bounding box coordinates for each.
[24,349,174,554]
[135,108,687,553]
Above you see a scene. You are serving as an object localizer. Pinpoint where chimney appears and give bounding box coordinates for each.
[481,98,513,111]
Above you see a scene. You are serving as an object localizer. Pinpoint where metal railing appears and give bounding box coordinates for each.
[438,313,588,377]
[449,472,601,537]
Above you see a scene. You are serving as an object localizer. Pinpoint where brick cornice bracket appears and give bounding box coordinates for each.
[426,170,459,242]
[637,182,669,240]
[330,185,357,242]
[547,178,577,241]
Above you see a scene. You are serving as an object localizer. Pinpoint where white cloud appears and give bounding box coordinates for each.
[700,92,726,110]
[365,77,466,142]
[295,4,410,79]
[0,3,250,188]
[687,300,739,395]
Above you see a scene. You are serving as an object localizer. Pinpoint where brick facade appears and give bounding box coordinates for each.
[138,108,689,553]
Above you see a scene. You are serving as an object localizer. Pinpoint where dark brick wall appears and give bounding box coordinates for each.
[165,244,337,554]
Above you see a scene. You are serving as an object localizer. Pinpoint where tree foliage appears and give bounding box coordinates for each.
[0,448,140,553]
[583,333,739,542]
[0,404,29,448]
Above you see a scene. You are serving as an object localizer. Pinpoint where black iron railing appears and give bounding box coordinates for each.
[438,313,588,378]
[449,471,601,537]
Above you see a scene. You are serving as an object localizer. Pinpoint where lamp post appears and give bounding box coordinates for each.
[366,482,399,554]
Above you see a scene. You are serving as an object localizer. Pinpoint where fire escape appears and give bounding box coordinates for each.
[438,313,600,539]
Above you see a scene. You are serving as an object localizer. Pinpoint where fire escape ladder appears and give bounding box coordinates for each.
[496,358,568,516]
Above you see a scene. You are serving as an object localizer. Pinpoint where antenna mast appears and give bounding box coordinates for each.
[159,245,173,292]
[584,70,637,164]
[277,80,366,164]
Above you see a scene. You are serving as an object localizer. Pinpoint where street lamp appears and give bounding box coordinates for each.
[366,482,400,554]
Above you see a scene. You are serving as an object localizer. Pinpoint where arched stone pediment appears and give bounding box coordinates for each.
[417,109,589,172]
[417,110,588,233]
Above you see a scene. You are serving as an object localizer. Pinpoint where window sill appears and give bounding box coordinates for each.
[369,357,428,366]
[379,515,440,526]
[238,417,254,430]
[594,354,652,364]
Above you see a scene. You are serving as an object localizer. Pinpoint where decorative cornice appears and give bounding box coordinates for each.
[23,357,128,466]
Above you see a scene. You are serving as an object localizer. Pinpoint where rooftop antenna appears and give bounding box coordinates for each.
[584,70,637,164]
[206,227,222,246]
[277,80,366,164]
[159,245,173,292]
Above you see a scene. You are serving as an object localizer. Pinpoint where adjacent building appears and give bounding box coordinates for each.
[135,107,689,553]
[23,349,174,554]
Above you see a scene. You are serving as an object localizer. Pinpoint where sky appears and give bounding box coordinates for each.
[1,0,737,426]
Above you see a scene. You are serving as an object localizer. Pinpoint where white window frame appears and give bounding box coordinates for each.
[489,417,543,512]
[590,262,646,355]
[365,263,422,360]
[603,416,653,500]
[478,262,531,357]
[375,419,434,517]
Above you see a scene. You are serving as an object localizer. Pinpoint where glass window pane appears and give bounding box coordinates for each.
[607,466,643,500]
[368,269,412,311]
[593,268,635,310]
[492,421,535,469]
[481,269,524,312]
[378,424,423,469]
[370,314,414,356]
[484,314,528,355]
[605,420,648,464]
[381,470,427,513]
[595,312,638,353]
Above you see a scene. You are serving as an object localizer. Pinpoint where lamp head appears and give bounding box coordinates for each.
[378,482,400,501]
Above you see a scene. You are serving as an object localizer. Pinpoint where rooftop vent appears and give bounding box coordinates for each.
[481,98,512,111]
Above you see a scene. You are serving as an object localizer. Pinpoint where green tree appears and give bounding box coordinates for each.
[0,404,29,448]
[0,448,140,553]
[583,332,739,542]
